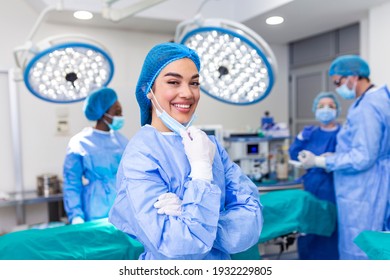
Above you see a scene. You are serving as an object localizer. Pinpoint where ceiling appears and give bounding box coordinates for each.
[25,0,390,44]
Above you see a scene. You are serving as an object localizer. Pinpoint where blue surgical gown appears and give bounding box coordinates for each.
[326,85,390,260]
[109,125,263,260]
[63,127,128,222]
[289,125,340,260]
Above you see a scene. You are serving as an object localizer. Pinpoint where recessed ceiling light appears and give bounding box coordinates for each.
[73,11,93,20]
[266,16,284,25]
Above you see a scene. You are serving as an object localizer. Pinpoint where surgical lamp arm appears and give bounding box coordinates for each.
[174,14,204,43]
[26,3,63,43]
[102,0,168,22]
[13,2,64,69]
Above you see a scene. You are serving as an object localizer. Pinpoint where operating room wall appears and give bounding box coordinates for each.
[368,1,390,86]
[0,1,288,232]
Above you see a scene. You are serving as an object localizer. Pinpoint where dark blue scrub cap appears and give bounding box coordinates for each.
[329,55,370,77]
[135,42,201,126]
[83,87,118,121]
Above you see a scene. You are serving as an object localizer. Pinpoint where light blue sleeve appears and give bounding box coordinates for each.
[212,142,264,254]
[326,99,382,172]
[63,145,85,221]
[109,151,222,259]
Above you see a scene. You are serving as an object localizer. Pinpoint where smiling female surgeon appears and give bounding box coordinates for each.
[109,42,263,260]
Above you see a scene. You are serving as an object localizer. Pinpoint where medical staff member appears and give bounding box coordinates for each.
[109,42,263,260]
[298,55,390,259]
[63,87,128,224]
[289,91,340,260]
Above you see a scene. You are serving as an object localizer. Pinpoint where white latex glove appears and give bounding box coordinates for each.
[71,216,85,225]
[298,150,326,169]
[154,193,182,216]
[181,126,216,181]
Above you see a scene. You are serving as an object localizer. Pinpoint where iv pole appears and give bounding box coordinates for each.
[11,1,63,225]
[8,68,25,225]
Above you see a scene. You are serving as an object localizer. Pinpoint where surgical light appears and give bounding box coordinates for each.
[175,17,278,105]
[14,35,114,103]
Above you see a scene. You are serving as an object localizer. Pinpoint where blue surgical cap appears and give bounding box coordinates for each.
[312,91,341,117]
[136,42,201,126]
[329,55,370,77]
[83,87,118,121]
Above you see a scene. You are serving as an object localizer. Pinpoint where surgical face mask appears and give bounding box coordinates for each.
[315,107,337,125]
[148,88,196,136]
[104,113,125,131]
[336,77,356,100]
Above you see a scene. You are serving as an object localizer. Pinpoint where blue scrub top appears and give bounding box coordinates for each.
[289,124,340,260]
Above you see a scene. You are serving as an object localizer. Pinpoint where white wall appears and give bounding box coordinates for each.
[0,0,288,233]
[368,2,390,86]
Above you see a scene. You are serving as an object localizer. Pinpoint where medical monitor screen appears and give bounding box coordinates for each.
[247,144,259,155]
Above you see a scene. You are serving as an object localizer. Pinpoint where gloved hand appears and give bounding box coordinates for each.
[181,126,216,181]
[320,152,334,157]
[154,193,182,216]
[71,216,85,225]
[298,150,326,169]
